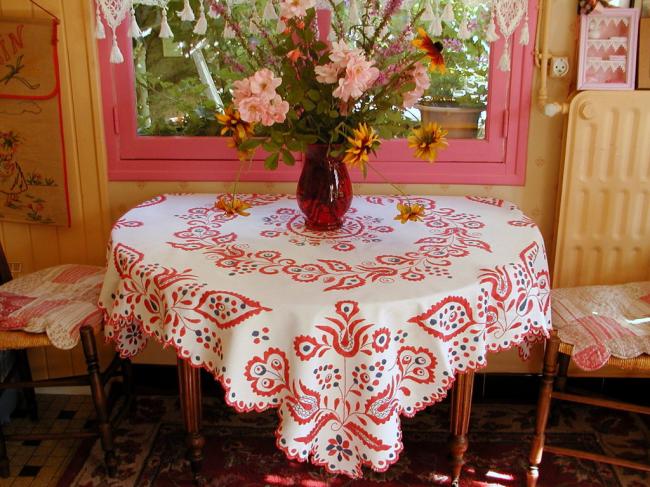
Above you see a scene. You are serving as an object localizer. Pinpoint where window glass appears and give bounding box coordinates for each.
[132,0,490,139]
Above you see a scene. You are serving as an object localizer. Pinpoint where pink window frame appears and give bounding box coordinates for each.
[98,1,536,185]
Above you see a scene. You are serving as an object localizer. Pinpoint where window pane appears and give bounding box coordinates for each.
[132,0,490,139]
[405,2,490,139]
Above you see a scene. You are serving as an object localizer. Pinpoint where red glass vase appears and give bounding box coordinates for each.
[296,144,352,231]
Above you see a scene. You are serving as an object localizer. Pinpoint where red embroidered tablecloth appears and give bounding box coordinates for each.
[99,193,552,478]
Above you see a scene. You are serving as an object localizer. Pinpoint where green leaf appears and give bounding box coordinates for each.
[237,138,263,151]
[263,140,281,152]
[286,139,303,151]
[303,134,319,144]
[317,100,329,114]
[281,149,295,166]
[264,152,279,170]
[302,99,316,111]
[307,89,321,101]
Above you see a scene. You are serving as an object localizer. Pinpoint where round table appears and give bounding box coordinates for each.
[100,193,551,481]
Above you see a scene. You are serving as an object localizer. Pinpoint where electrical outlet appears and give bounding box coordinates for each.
[550,56,570,78]
[9,262,22,277]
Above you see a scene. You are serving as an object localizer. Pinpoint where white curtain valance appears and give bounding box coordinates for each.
[94,0,530,71]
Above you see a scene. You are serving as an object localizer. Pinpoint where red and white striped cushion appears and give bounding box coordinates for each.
[552,282,650,371]
[0,265,105,349]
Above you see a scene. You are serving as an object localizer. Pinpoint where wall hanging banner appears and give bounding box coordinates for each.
[0,17,70,226]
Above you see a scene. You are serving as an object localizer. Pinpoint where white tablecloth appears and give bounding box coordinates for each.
[100,193,551,478]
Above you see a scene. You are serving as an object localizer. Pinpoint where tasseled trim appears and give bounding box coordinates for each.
[349,0,360,25]
[263,0,278,21]
[519,16,529,45]
[249,18,260,35]
[499,41,511,71]
[95,4,106,39]
[159,8,174,38]
[486,12,499,42]
[224,24,236,38]
[208,2,220,19]
[129,7,143,38]
[431,15,442,36]
[110,35,124,64]
[194,1,208,35]
[178,0,196,21]
[441,1,454,23]
[422,1,435,22]
[458,17,471,39]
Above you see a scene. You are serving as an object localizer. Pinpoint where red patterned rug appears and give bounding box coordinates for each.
[60,396,650,486]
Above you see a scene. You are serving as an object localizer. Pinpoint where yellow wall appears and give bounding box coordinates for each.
[0,0,577,375]
[0,0,112,377]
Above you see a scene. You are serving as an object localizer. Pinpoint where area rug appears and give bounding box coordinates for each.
[60,396,650,486]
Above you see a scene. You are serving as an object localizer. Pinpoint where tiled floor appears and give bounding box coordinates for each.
[1,395,95,486]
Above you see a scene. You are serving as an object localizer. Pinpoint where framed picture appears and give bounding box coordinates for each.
[577,7,640,90]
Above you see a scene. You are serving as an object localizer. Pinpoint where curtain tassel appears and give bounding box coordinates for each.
[159,8,174,38]
[263,0,278,21]
[194,1,208,34]
[519,17,529,45]
[441,1,454,23]
[110,35,124,64]
[128,8,143,38]
[95,5,106,39]
[178,0,195,21]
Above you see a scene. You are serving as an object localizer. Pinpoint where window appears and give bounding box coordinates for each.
[98,0,536,185]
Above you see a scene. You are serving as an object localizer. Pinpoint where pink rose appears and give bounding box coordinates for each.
[232,78,253,106]
[402,62,430,108]
[238,96,266,123]
[279,0,315,19]
[250,68,282,101]
[315,63,340,84]
[329,40,362,68]
[331,53,379,102]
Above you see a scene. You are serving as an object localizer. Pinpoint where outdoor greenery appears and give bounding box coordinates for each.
[132,0,490,138]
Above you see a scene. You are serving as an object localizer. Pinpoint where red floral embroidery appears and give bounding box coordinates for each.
[243,301,442,476]
[169,196,491,291]
[113,218,144,229]
[135,195,167,208]
[408,297,478,341]
[261,207,393,251]
[103,243,271,357]
[244,348,290,397]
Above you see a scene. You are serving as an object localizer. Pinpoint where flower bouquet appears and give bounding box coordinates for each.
[213,0,449,229]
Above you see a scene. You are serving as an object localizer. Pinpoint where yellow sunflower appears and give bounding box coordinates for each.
[216,106,254,141]
[412,28,446,73]
[394,202,425,224]
[215,196,252,217]
[408,122,449,162]
[342,123,380,174]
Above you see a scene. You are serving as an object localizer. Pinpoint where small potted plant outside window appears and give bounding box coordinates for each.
[416,3,490,139]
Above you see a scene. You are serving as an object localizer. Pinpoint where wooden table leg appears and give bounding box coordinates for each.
[449,370,475,486]
[527,334,561,487]
[177,359,205,483]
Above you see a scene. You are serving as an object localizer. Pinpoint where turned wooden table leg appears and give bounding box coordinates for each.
[449,370,475,486]
[527,334,561,487]
[178,359,205,483]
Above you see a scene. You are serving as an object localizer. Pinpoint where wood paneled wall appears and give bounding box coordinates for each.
[0,0,112,378]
